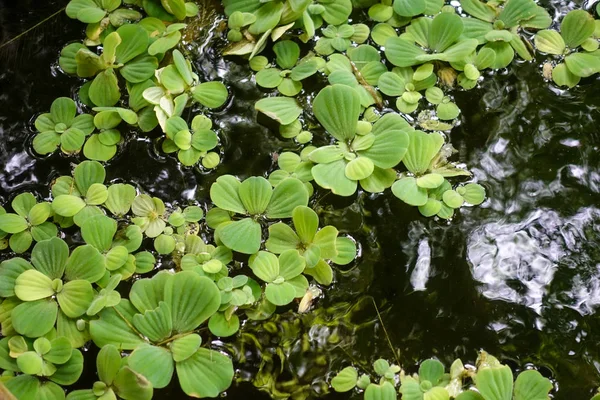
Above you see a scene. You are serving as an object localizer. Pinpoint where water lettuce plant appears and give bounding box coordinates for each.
[32,97,95,157]
[310,85,409,196]
[163,115,220,167]
[66,344,153,400]
[209,175,309,254]
[6,0,600,397]
[90,270,234,397]
[266,206,354,285]
[331,351,553,400]
[0,335,84,399]
[253,40,321,96]
[534,10,600,87]
[0,193,57,253]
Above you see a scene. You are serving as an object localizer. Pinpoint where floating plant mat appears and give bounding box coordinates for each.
[1,0,600,399]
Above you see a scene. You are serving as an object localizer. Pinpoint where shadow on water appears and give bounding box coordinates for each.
[2,0,600,398]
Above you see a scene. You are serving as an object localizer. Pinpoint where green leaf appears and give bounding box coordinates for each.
[239,177,272,215]
[248,2,283,35]
[393,0,426,17]
[561,10,595,48]
[392,177,428,206]
[292,206,318,244]
[31,237,69,279]
[0,214,27,233]
[331,366,358,392]
[365,381,397,400]
[45,336,73,364]
[429,12,463,52]
[322,0,352,25]
[313,85,360,142]
[16,352,44,375]
[165,271,221,333]
[304,258,333,284]
[278,249,305,280]
[64,245,105,282]
[90,69,121,107]
[385,37,426,67]
[12,299,58,337]
[345,157,374,180]
[459,183,486,205]
[96,344,121,385]
[476,365,514,400]
[256,68,284,88]
[416,173,444,189]
[460,0,495,22]
[57,280,94,318]
[90,300,147,350]
[552,62,580,88]
[359,128,409,169]
[208,312,240,337]
[249,251,279,283]
[418,198,443,217]
[52,195,86,217]
[120,55,159,83]
[191,82,228,108]
[378,72,405,96]
[455,391,485,400]
[402,131,444,174]
[565,52,600,78]
[312,159,358,196]
[534,30,565,55]
[33,131,61,154]
[115,24,149,64]
[5,375,41,399]
[0,258,32,297]
[50,348,84,385]
[419,359,445,384]
[171,333,202,362]
[84,135,118,161]
[14,269,54,301]
[274,40,300,70]
[266,178,309,219]
[513,370,552,400]
[175,348,234,398]
[265,281,296,305]
[255,97,302,125]
[265,222,300,254]
[113,366,154,400]
[50,97,77,125]
[129,344,174,389]
[9,231,33,254]
[105,184,136,216]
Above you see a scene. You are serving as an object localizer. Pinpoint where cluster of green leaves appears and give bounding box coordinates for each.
[0,193,57,253]
[256,84,484,218]
[66,0,199,44]
[89,270,234,398]
[252,40,323,96]
[222,0,353,57]
[534,10,600,87]
[331,351,554,400]
[0,157,359,399]
[141,48,228,132]
[55,6,228,165]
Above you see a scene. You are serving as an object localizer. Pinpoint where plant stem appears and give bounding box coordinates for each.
[0,7,66,50]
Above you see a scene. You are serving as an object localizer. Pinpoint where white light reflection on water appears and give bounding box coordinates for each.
[467,207,600,315]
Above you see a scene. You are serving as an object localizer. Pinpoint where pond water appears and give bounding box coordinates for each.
[1,0,600,398]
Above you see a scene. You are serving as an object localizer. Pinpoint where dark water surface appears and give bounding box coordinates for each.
[2,0,600,398]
